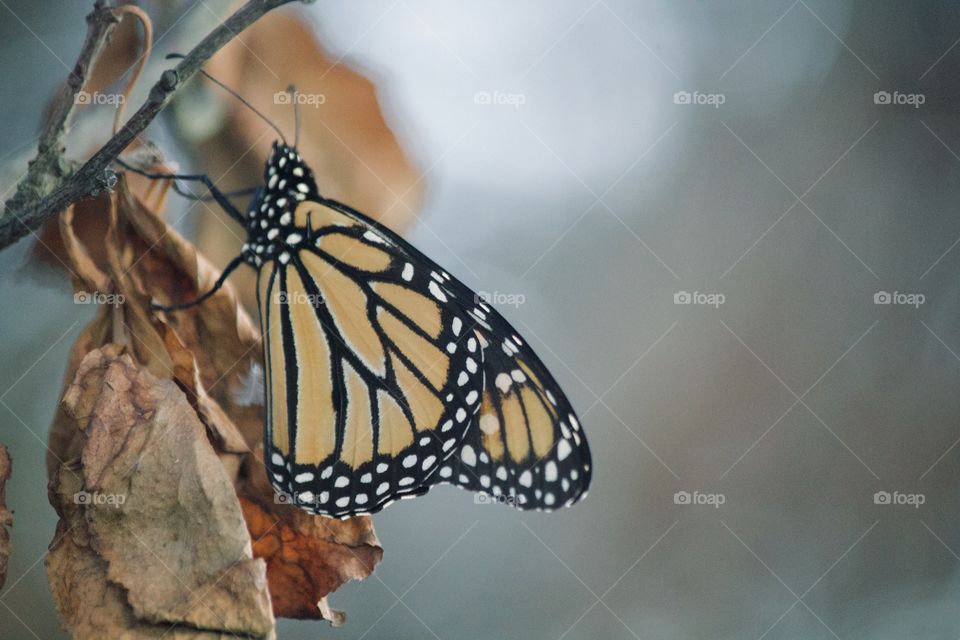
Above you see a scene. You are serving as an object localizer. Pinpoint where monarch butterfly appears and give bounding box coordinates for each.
[135,77,592,519]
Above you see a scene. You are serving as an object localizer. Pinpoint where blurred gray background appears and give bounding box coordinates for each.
[3,1,960,638]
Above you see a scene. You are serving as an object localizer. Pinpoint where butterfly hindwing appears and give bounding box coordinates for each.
[438,327,591,510]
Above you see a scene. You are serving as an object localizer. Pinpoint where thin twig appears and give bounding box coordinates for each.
[3,0,120,227]
[0,0,307,251]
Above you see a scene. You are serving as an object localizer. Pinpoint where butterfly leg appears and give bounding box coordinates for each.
[149,254,246,313]
[115,159,248,224]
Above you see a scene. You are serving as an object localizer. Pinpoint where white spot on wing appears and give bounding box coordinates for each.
[429,280,447,302]
[364,230,386,244]
[545,461,558,482]
[519,470,532,487]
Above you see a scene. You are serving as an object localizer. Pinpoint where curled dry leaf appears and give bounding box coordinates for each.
[43,175,383,634]
[0,444,11,591]
[48,345,274,639]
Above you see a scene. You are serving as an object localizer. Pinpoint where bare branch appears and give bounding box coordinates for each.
[0,0,307,251]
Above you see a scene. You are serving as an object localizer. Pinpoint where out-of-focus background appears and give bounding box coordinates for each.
[3,1,960,638]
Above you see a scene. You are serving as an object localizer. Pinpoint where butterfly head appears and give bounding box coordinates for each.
[242,142,322,267]
[263,142,319,201]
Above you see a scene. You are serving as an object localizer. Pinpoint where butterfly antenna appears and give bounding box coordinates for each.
[167,53,287,144]
[288,84,301,147]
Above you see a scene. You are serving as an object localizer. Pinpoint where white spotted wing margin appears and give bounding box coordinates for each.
[259,215,487,518]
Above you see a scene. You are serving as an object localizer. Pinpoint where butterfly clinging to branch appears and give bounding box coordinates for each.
[127,70,592,519]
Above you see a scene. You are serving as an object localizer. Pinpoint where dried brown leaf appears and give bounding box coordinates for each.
[48,346,275,639]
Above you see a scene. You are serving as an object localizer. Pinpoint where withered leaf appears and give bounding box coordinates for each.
[48,345,275,639]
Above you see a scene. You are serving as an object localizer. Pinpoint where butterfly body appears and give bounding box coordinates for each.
[240,144,320,268]
[237,142,590,518]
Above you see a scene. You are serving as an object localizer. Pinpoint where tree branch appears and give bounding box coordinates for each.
[0,0,307,251]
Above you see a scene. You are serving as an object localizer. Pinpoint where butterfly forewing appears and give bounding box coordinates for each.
[258,203,485,517]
